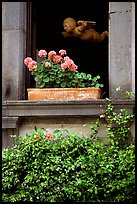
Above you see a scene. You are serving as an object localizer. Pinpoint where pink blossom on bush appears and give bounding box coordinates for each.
[24,57,33,66]
[69,63,78,71]
[38,50,47,58]
[48,51,56,60]
[59,49,67,56]
[45,132,52,140]
[53,55,63,64]
[27,60,37,71]
[63,56,70,61]
[45,62,51,67]
[61,62,69,69]
[64,56,74,68]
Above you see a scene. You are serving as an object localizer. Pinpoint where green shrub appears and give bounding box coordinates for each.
[100,98,135,148]
[2,126,135,202]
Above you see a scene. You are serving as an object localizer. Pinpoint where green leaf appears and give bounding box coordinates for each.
[60,82,66,87]
[43,77,49,82]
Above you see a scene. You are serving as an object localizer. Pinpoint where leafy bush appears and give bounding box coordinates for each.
[100,98,135,147]
[2,126,135,202]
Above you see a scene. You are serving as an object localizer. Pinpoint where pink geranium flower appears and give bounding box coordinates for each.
[48,51,56,60]
[61,62,69,69]
[59,49,67,56]
[45,132,52,140]
[64,56,74,68]
[45,62,51,67]
[27,60,37,71]
[24,57,33,66]
[38,50,47,58]
[53,55,63,64]
[69,63,78,71]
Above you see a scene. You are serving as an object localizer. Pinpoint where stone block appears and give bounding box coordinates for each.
[2,2,26,31]
[2,30,26,100]
[109,2,132,13]
[109,4,133,98]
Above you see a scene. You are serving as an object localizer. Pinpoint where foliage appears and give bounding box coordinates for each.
[24,49,104,88]
[115,86,135,100]
[100,98,134,147]
[2,116,135,202]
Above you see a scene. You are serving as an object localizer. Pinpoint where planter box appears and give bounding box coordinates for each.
[27,87,101,100]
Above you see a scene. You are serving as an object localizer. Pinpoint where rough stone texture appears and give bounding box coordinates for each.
[2,117,19,129]
[2,30,26,100]
[109,2,135,98]
[2,100,135,117]
[2,2,26,31]
[109,2,132,12]
[2,129,17,149]
[2,2,26,100]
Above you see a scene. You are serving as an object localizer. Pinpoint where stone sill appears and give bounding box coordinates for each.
[2,100,135,150]
[2,100,135,129]
[3,100,135,117]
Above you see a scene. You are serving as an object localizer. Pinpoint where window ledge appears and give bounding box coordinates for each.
[2,99,135,117]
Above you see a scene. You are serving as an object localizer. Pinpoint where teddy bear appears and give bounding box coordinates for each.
[62,17,108,43]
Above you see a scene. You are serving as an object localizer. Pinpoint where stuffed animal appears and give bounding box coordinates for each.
[62,17,108,43]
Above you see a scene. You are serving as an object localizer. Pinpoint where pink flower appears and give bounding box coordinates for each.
[63,56,70,61]
[53,55,63,64]
[64,56,74,68]
[24,57,33,66]
[45,132,52,140]
[61,62,69,69]
[48,51,56,60]
[38,50,47,57]
[27,60,37,71]
[59,49,67,56]
[45,62,51,67]
[69,63,78,71]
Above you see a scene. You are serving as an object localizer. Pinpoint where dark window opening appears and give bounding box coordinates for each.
[30,2,109,98]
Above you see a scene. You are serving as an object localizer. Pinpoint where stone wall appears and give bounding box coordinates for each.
[2,100,135,148]
[2,2,26,100]
[109,2,135,98]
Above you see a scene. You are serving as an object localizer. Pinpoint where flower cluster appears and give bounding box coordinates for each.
[24,48,104,88]
[33,131,53,140]
[24,49,78,73]
[45,132,52,140]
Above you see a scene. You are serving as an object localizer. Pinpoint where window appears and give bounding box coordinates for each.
[28,2,109,98]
